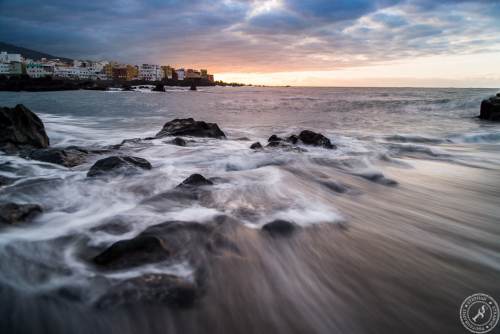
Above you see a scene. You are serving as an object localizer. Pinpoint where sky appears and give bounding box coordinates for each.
[1,0,500,87]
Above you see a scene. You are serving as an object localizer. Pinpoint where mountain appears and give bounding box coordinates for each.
[0,41,72,63]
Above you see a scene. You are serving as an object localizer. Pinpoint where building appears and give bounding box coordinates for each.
[161,65,175,80]
[26,63,54,78]
[138,64,163,81]
[207,74,214,83]
[200,69,208,79]
[0,51,22,63]
[176,68,185,81]
[53,66,94,80]
[185,69,201,79]
[112,65,138,81]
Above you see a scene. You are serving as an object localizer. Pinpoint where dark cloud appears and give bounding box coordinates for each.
[0,0,499,72]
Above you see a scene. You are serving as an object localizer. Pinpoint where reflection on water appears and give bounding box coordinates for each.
[0,87,499,334]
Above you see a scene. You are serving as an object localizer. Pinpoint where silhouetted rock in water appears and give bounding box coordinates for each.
[262,219,297,236]
[122,85,133,91]
[0,104,49,151]
[177,174,213,188]
[190,84,197,91]
[155,118,226,139]
[250,142,263,149]
[0,203,42,226]
[299,130,336,149]
[170,137,187,146]
[287,134,299,144]
[268,134,283,143]
[479,95,500,121]
[87,156,152,177]
[93,235,170,269]
[95,274,198,309]
[152,84,165,92]
[25,147,88,167]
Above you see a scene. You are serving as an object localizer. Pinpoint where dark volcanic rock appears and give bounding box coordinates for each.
[155,118,225,139]
[479,96,500,121]
[95,274,198,309]
[0,202,42,226]
[268,134,283,143]
[152,84,165,92]
[170,137,187,146]
[286,134,299,144]
[87,156,152,177]
[250,142,263,150]
[26,147,88,167]
[262,220,297,236]
[93,235,170,269]
[299,130,336,149]
[177,174,213,188]
[0,104,49,150]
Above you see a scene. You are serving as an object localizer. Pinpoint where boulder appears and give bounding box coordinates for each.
[286,134,299,144]
[93,235,170,269]
[299,130,336,149]
[268,134,283,143]
[95,274,198,309]
[177,174,213,188]
[250,142,263,150]
[155,118,225,139]
[152,84,165,92]
[87,156,152,177]
[0,203,42,226]
[0,104,49,150]
[262,220,297,236]
[170,137,187,146]
[26,147,88,167]
[479,96,500,121]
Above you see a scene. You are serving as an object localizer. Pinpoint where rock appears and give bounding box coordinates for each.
[286,134,299,144]
[0,104,49,150]
[26,147,88,167]
[170,137,187,146]
[268,134,283,143]
[0,203,42,226]
[122,85,133,91]
[262,220,297,236]
[95,274,198,309]
[497,93,500,97]
[152,84,165,92]
[190,84,197,91]
[479,96,500,121]
[298,130,336,149]
[250,142,263,149]
[177,174,213,188]
[155,118,225,139]
[93,235,170,269]
[87,156,152,177]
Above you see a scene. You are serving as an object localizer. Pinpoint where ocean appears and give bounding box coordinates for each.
[0,86,499,333]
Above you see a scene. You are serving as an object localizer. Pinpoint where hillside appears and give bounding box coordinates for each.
[0,41,72,62]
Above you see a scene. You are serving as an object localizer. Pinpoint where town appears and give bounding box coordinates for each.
[0,50,215,83]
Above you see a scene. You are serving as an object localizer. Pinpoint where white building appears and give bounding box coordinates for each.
[0,63,10,75]
[26,63,54,78]
[0,51,22,63]
[138,64,163,81]
[176,68,185,81]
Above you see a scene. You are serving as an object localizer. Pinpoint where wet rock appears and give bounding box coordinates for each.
[93,235,170,269]
[177,174,213,188]
[25,147,88,167]
[0,104,49,150]
[250,142,263,149]
[0,202,42,226]
[299,130,336,149]
[95,274,198,309]
[170,137,187,146]
[262,220,297,236]
[155,118,225,139]
[479,96,500,121]
[87,156,152,177]
[286,134,299,144]
[268,134,283,143]
[152,84,165,92]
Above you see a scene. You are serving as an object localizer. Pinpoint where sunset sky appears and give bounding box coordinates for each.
[1,0,500,87]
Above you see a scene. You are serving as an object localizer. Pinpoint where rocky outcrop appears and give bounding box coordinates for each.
[170,137,187,146]
[87,156,152,177]
[155,118,226,139]
[152,84,165,92]
[0,104,49,151]
[262,219,297,236]
[298,130,335,149]
[26,147,88,167]
[0,203,42,226]
[93,235,170,269]
[480,95,500,121]
[177,174,213,188]
[250,142,263,150]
